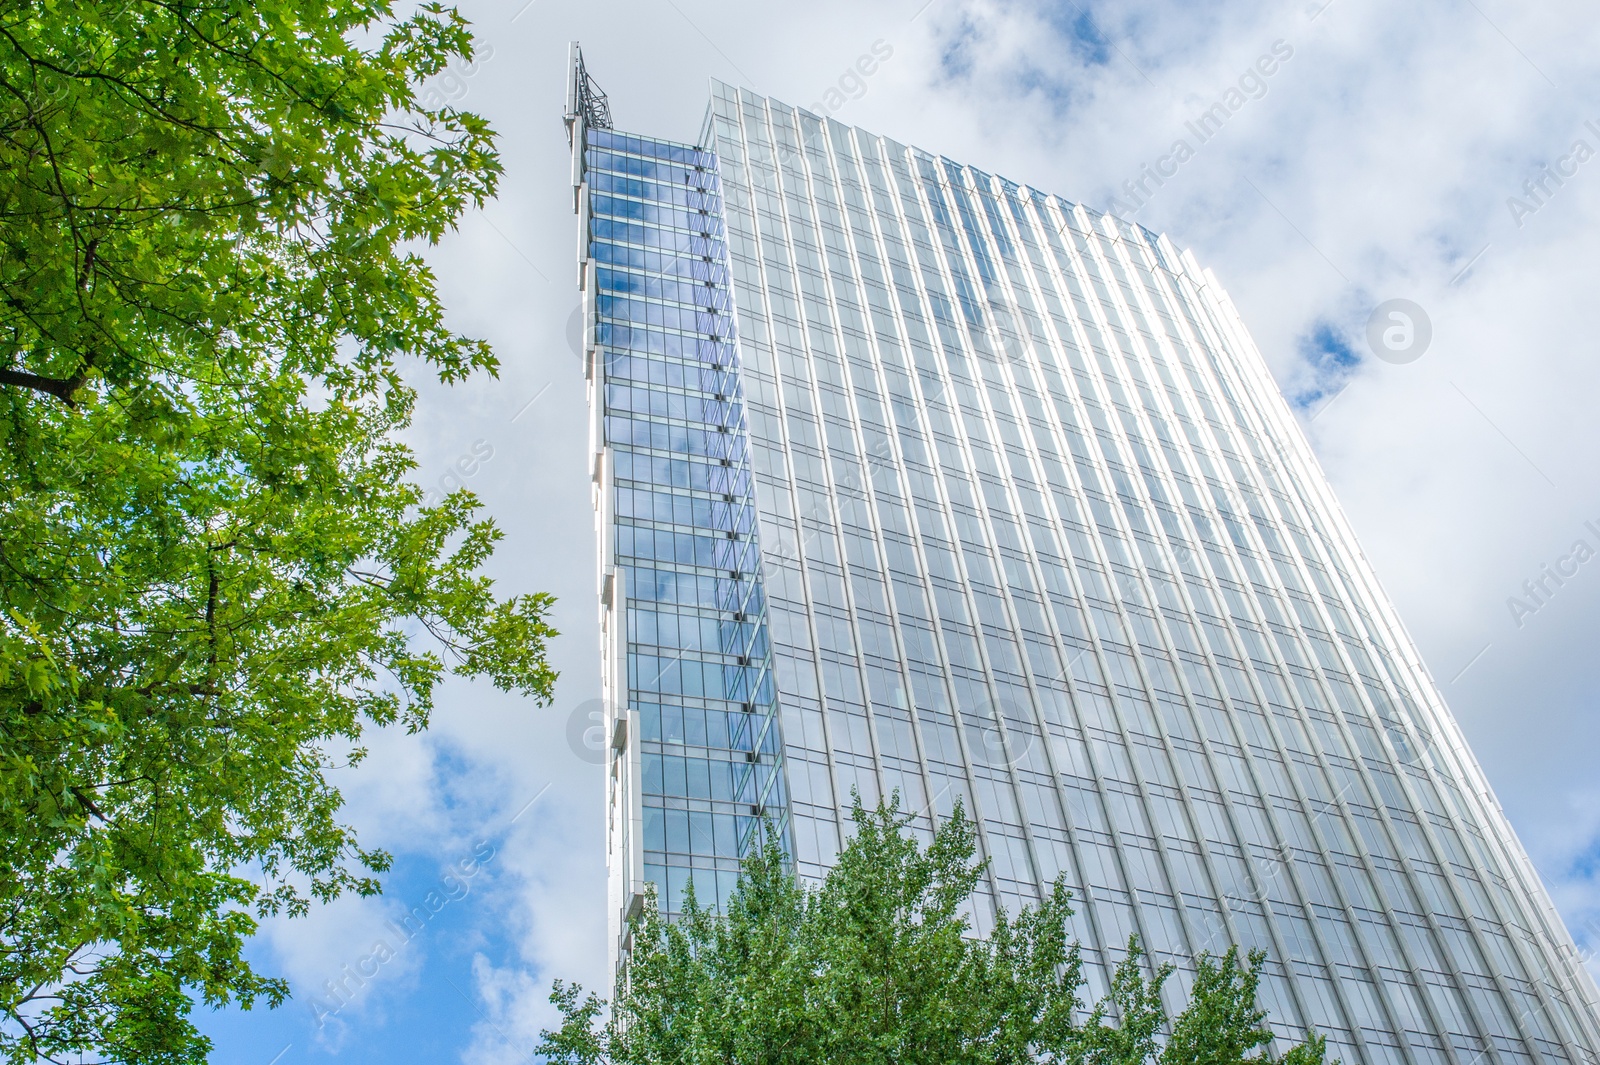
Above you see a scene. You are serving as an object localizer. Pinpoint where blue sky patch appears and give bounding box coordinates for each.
[1041,5,1113,67]
[1292,319,1360,410]
[199,844,532,1064]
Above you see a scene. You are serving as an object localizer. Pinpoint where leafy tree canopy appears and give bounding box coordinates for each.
[0,1,551,1059]
[540,800,1336,1065]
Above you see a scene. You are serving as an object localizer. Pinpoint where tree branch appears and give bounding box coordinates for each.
[0,367,82,405]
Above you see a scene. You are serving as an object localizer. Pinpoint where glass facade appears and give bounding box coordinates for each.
[574,58,1600,1065]
[578,125,788,964]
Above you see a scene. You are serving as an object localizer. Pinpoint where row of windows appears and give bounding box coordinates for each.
[589,169,721,210]
[598,268,731,309]
[636,699,776,753]
[587,129,713,167]
[614,450,750,499]
[595,241,729,285]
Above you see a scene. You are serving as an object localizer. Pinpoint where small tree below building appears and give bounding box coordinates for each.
[539,797,1336,1065]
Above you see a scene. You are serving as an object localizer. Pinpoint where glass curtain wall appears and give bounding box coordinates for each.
[693,81,1600,1065]
[581,127,788,967]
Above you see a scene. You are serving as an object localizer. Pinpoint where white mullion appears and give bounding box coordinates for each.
[1175,266,1587,1061]
[825,129,956,844]
[887,148,1062,919]
[1047,201,1346,1046]
[1192,270,1600,1054]
[1103,230,1431,1058]
[1153,256,1516,1062]
[1023,190,1257,977]
[793,112,898,816]
[974,174,1212,966]
[727,93,847,866]
[1172,264,1552,1059]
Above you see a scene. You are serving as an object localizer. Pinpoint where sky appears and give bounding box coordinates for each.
[199,0,1600,1060]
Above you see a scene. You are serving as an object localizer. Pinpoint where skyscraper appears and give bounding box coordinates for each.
[567,45,1600,1064]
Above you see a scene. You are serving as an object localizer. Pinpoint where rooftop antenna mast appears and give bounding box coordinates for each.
[564,42,612,148]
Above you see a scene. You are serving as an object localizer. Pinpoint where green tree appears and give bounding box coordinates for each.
[539,799,1336,1065]
[0,1,552,1060]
